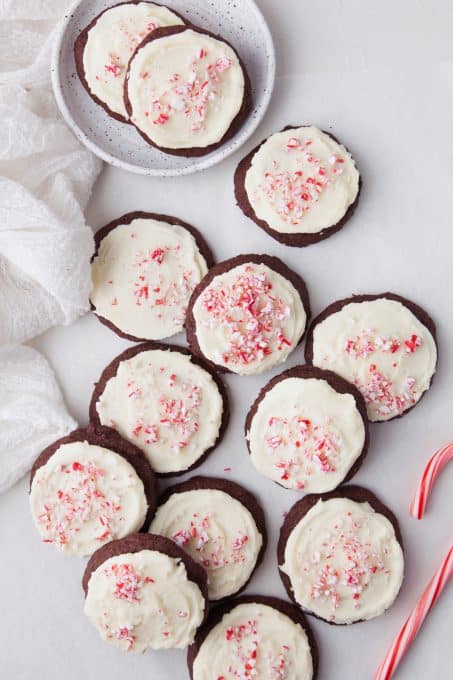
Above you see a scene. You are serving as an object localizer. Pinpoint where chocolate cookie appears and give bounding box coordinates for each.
[150,475,267,601]
[186,254,311,376]
[90,211,214,342]
[29,425,156,556]
[83,533,208,652]
[234,125,361,247]
[304,292,438,422]
[74,1,185,123]
[124,25,252,156]
[89,341,229,477]
[245,365,370,493]
[278,485,404,625]
[188,595,319,679]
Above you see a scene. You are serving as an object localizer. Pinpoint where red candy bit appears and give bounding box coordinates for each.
[286,137,301,150]
[151,247,165,264]
[104,63,122,77]
[132,423,143,437]
[153,113,169,125]
[405,334,421,353]
[114,626,135,651]
[215,57,232,71]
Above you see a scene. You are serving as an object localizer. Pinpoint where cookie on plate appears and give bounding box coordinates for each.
[235,125,361,246]
[89,342,228,476]
[187,595,318,680]
[305,293,438,422]
[75,1,184,122]
[245,365,369,492]
[186,254,311,375]
[29,426,156,556]
[278,485,404,625]
[150,476,266,601]
[90,211,213,342]
[124,25,251,155]
[83,533,208,652]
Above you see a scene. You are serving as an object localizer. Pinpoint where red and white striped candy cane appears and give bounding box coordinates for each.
[410,443,453,519]
[375,546,453,680]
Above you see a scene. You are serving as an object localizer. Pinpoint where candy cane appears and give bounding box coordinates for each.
[375,546,453,680]
[410,443,453,519]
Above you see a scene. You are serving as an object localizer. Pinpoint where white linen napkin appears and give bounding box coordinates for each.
[0,345,77,494]
[0,0,102,345]
[0,1,102,491]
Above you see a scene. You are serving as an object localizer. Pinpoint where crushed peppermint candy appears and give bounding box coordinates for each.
[140,49,234,133]
[103,561,155,602]
[35,459,124,549]
[254,136,346,225]
[345,329,422,359]
[297,511,390,619]
[171,512,250,570]
[127,242,199,328]
[263,414,341,486]
[198,264,294,368]
[129,367,202,454]
[219,618,291,679]
[342,329,423,417]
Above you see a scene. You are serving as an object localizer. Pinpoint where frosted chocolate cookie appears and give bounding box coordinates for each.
[186,254,311,375]
[83,533,207,652]
[150,476,266,601]
[235,126,360,246]
[245,365,369,492]
[90,212,212,342]
[90,342,228,476]
[305,293,437,422]
[29,426,156,556]
[278,486,404,625]
[188,595,318,680]
[124,25,251,155]
[75,2,184,122]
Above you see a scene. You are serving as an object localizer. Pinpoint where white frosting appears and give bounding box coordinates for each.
[96,348,223,474]
[29,441,148,556]
[311,298,437,421]
[192,262,307,375]
[126,29,245,149]
[150,488,262,600]
[91,217,208,340]
[84,549,205,652]
[247,376,366,492]
[82,2,184,118]
[244,127,360,235]
[192,602,313,680]
[281,497,404,624]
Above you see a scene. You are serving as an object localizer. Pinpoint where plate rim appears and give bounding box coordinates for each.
[50,0,276,177]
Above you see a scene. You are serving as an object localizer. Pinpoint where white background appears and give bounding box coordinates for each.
[2,1,453,678]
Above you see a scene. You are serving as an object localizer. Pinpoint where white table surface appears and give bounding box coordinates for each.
[2,1,453,678]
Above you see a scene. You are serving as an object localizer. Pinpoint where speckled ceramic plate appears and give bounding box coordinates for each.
[51,0,275,176]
